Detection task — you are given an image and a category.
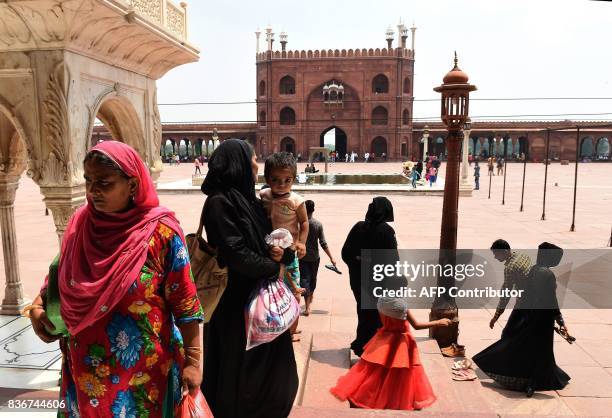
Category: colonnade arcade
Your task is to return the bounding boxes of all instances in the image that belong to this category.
[416,127,612,162]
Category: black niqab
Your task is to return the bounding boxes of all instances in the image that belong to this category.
[365,196,394,225]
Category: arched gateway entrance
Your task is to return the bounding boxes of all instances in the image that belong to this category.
[320,126,347,159]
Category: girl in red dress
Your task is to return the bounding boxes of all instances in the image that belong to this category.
[331,296,451,410]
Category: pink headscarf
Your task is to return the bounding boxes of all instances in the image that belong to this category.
[57,141,183,335]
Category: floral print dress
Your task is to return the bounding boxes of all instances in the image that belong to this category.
[57,223,203,418]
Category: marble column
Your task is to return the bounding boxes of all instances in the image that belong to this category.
[459,128,472,196]
[0,177,29,314]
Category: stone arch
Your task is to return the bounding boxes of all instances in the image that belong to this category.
[280,136,296,154]
[259,80,266,96]
[371,136,387,155]
[279,75,295,95]
[372,74,389,94]
[402,109,410,125]
[89,93,146,157]
[372,106,388,125]
[518,136,529,158]
[403,76,411,94]
[280,106,296,125]
[435,136,446,156]
[596,137,610,159]
[580,137,594,158]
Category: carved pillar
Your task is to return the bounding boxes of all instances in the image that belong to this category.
[40,186,86,245]
[0,177,29,314]
[459,128,472,196]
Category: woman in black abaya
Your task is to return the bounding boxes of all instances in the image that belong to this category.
[342,197,399,357]
[201,139,298,418]
[473,242,570,397]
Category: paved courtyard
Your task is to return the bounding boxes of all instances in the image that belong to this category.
[0,161,611,416]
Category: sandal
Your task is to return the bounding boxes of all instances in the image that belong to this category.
[452,369,477,381]
[451,358,473,371]
[292,336,301,342]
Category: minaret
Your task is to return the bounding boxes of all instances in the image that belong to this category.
[255,28,261,53]
[399,24,408,48]
[280,31,288,51]
[385,26,394,49]
[266,26,273,51]
[410,23,417,53]
[397,19,404,48]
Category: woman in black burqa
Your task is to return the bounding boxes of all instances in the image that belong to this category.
[200,139,298,418]
[342,196,399,357]
[473,242,570,397]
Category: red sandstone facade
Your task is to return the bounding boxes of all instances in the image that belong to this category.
[255,47,415,160]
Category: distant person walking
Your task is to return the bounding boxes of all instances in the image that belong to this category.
[488,156,494,176]
[411,165,420,188]
[474,161,481,190]
[194,156,202,175]
[300,200,337,316]
[428,166,437,187]
[497,157,504,175]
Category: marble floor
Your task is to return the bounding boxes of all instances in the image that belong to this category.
[0,316,59,415]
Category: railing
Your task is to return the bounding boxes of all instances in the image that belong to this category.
[128,0,188,40]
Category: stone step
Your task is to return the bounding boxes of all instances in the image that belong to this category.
[298,331,501,415]
[300,332,352,409]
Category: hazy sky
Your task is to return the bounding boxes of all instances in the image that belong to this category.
[156,0,612,124]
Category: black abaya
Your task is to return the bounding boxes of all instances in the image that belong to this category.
[200,140,298,418]
[341,197,398,357]
[473,246,570,393]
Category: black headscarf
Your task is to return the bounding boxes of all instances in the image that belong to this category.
[365,196,394,225]
[202,139,255,201]
[202,139,269,255]
[536,242,563,268]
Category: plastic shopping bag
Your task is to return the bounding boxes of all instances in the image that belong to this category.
[265,228,294,249]
[245,277,300,350]
[177,389,214,418]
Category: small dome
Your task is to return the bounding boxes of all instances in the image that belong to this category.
[323,84,330,91]
[443,53,469,84]
[329,81,338,89]
[338,84,345,91]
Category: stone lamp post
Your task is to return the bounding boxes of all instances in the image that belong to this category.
[429,53,477,347]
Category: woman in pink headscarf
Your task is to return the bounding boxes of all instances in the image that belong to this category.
[27,141,203,417]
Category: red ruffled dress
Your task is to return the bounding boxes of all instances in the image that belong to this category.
[330,313,436,410]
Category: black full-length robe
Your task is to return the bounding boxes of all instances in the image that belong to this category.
[200,139,298,418]
[341,197,398,357]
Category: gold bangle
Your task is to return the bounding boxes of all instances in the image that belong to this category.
[184,346,202,352]
[21,304,44,318]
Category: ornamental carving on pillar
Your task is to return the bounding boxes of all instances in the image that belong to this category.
[40,61,74,186]
[49,204,79,232]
